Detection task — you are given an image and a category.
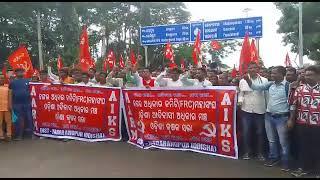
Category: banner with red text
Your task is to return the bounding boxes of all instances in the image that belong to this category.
[122,87,238,159]
[29,83,122,142]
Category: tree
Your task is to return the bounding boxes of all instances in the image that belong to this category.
[275,2,320,64]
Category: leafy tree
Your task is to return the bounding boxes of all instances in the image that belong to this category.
[275,2,320,64]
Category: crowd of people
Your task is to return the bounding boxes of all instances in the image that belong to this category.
[0,60,319,177]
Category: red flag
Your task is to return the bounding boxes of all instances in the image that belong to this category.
[130,49,137,66]
[57,55,63,70]
[180,58,185,70]
[1,65,9,84]
[238,33,251,75]
[103,59,108,72]
[231,65,237,78]
[284,52,292,67]
[78,25,94,72]
[119,54,125,68]
[164,41,174,62]
[33,69,40,77]
[105,50,115,70]
[211,40,221,50]
[250,39,259,64]
[192,30,201,66]
[8,45,34,78]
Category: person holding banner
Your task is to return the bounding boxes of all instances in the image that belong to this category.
[78,72,95,86]
[95,72,113,87]
[131,64,158,88]
[88,68,97,84]
[9,68,33,141]
[0,75,12,142]
[57,67,74,84]
[155,67,183,87]
[238,62,268,161]
[243,66,291,171]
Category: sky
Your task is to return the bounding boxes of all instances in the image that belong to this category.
[184,2,313,68]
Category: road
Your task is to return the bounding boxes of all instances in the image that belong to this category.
[0,138,292,178]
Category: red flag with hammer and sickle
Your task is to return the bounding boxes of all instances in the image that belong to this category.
[8,45,34,78]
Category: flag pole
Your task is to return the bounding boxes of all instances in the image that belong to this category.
[37,11,44,70]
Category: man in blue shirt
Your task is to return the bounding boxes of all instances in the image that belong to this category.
[9,68,33,140]
[243,66,291,171]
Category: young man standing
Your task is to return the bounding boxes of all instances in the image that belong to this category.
[289,65,320,177]
[243,66,291,171]
[0,75,12,141]
[180,67,212,87]
[9,68,33,140]
[238,62,268,161]
[156,67,184,87]
[78,72,95,86]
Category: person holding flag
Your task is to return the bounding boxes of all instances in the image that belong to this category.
[155,67,184,87]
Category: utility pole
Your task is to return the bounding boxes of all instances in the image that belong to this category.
[37,11,44,70]
[298,2,304,67]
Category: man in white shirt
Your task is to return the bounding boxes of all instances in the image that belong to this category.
[88,68,97,84]
[156,67,183,87]
[238,61,268,161]
[181,67,212,87]
[78,72,95,86]
[132,67,158,88]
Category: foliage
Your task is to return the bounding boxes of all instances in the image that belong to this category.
[275,2,320,63]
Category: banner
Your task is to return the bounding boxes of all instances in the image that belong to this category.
[122,87,238,159]
[30,83,122,142]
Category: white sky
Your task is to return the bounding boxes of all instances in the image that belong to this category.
[184,2,313,68]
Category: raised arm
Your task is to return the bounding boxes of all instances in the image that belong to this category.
[47,62,59,81]
[180,72,197,86]
[243,74,272,91]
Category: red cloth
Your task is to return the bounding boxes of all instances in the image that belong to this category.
[79,25,94,72]
[211,40,221,50]
[250,39,259,64]
[142,79,155,87]
[284,52,292,67]
[119,54,125,68]
[192,31,201,66]
[238,33,251,75]
[130,49,137,66]
[8,45,34,78]
[57,55,63,70]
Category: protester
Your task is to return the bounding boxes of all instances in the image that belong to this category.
[95,71,101,84]
[9,68,33,140]
[95,72,113,87]
[156,67,184,87]
[57,67,74,84]
[288,65,320,177]
[39,70,52,83]
[285,67,298,83]
[180,67,212,87]
[88,67,97,84]
[72,68,82,84]
[0,75,12,142]
[132,66,158,88]
[31,71,40,82]
[238,62,268,161]
[78,72,95,86]
[218,72,230,86]
[243,66,290,171]
[207,71,219,86]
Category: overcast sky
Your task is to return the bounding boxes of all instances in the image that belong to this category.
[184,2,312,68]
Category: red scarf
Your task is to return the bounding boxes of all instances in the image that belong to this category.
[142,78,155,87]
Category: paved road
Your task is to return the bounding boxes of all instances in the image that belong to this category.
[0,138,292,178]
